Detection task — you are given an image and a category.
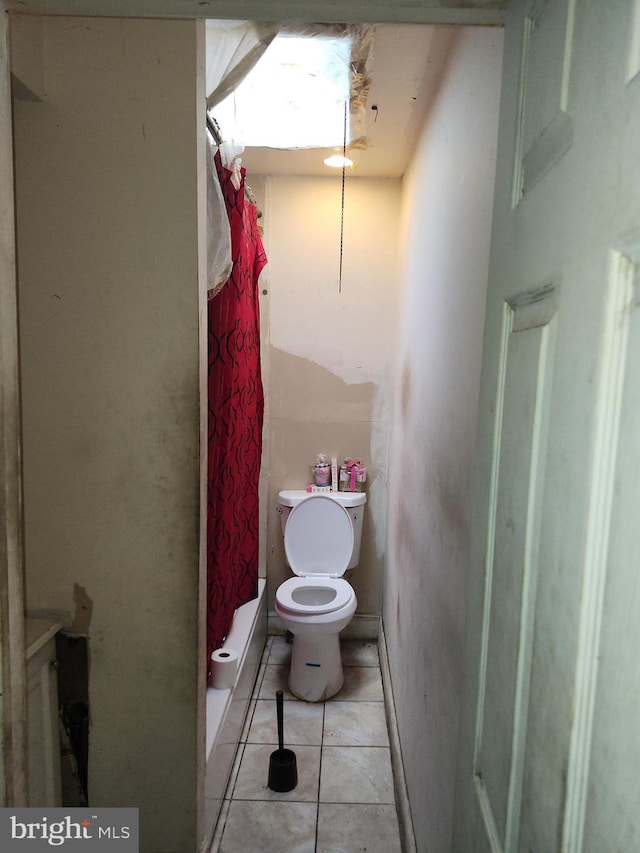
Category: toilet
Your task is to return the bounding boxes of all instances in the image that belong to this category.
[275,489,366,702]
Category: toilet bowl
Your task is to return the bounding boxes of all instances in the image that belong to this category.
[275,490,366,702]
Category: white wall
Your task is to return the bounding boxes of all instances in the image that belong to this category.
[261,175,401,616]
[384,27,503,853]
[12,17,205,852]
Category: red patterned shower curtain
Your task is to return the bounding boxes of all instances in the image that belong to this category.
[207,151,267,682]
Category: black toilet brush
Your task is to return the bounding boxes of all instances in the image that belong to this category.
[267,690,298,792]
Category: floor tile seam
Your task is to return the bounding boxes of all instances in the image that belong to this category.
[252,662,268,696]
[227,796,319,804]
[242,734,391,751]
[327,697,385,702]
[242,743,322,750]
[314,701,326,851]
[321,744,391,751]
[325,704,386,713]
[246,736,323,741]
[321,741,390,747]
[240,699,257,744]
[313,799,320,853]
[317,798,398,806]
[260,636,273,665]
[316,802,399,810]
[209,797,231,852]
[325,697,384,703]
[225,741,246,802]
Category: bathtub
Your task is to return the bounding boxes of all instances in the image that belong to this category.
[202,578,267,850]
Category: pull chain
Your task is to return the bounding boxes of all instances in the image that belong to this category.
[338,101,347,293]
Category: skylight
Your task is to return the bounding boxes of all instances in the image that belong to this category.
[212,33,354,150]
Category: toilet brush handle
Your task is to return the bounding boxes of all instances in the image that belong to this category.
[276,690,284,751]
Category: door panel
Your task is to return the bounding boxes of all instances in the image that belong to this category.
[516,0,576,199]
[455,1,640,851]
[476,288,556,848]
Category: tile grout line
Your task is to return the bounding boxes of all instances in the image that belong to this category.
[226,741,246,803]
[314,699,326,852]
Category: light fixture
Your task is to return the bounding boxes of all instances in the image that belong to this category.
[324,154,354,168]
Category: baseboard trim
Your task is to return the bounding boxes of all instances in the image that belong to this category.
[379,621,417,853]
[267,611,380,640]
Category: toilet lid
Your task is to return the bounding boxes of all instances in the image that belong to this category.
[284,495,354,578]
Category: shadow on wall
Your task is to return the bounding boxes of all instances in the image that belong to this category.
[265,347,384,615]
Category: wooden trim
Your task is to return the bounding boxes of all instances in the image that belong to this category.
[474,774,504,853]
[503,299,556,852]
[379,620,418,853]
[4,1,506,26]
[0,6,28,807]
[474,285,558,851]
[561,251,633,851]
[195,16,207,850]
[472,300,512,776]
[627,0,640,83]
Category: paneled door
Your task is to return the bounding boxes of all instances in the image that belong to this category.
[454,1,640,851]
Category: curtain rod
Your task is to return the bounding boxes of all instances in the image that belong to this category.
[206,112,223,146]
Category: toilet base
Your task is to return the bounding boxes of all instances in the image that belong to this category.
[288,633,344,702]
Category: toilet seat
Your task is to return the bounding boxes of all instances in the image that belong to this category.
[276,576,354,615]
[284,495,354,578]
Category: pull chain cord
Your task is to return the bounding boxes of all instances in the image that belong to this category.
[338,100,347,293]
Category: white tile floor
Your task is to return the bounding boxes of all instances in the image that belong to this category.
[210,636,403,853]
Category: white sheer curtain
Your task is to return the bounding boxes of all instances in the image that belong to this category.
[206,20,279,110]
[205,20,278,298]
[205,21,373,295]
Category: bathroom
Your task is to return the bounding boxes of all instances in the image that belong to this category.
[7,9,503,853]
[214,21,502,850]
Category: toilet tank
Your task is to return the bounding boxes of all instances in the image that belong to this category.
[278,490,366,570]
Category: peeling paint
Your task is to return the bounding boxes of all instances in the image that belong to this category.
[266,346,385,614]
[268,346,377,423]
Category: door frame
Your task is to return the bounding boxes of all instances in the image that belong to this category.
[0,0,505,813]
[0,8,27,806]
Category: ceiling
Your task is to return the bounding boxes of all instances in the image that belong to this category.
[240,24,467,180]
[7,2,505,179]
[7,1,506,26]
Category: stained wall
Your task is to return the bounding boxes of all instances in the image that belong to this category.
[384,26,504,853]
[12,17,205,852]
[259,175,402,616]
